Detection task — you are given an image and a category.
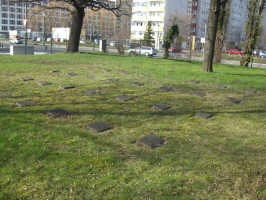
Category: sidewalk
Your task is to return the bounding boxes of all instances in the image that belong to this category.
[192,56,266,69]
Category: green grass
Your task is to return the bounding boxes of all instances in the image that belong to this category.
[0,53,265,200]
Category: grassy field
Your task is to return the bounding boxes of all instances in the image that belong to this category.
[0,53,265,200]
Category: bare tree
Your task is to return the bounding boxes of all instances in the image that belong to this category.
[113,0,132,54]
[202,0,222,72]
[165,13,190,40]
[163,25,179,59]
[14,0,129,53]
[164,13,190,59]
[27,1,70,35]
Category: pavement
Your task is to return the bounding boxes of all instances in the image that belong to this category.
[191,56,266,69]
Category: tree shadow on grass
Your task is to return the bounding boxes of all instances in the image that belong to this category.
[1,104,266,118]
[80,51,133,59]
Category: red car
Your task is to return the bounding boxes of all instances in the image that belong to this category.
[168,47,182,53]
[226,49,244,55]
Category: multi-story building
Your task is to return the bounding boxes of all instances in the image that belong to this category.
[131,0,188,49]
[226,0,248,44]
[131,0,163,49]
[0,0,26,37]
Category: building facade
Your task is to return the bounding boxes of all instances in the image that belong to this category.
[131,0,167,49]
[0,0,26,37]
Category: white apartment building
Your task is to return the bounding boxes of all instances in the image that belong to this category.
[131,0,185,49]
[131,0,164,49]
[0,0,26,37]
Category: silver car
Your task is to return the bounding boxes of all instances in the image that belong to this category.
[128,46,157,56]
[259,50,266,58]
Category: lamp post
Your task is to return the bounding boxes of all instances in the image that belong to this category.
[24,1,28,54]
[157,23,160,50]
[42,12,46,47]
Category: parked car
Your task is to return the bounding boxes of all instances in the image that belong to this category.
[128,46,157,56]
[10,38,23,44]
[259,50,266,58]
[225,49,244,55]
[168,47,182,53]
[253,49,260,56]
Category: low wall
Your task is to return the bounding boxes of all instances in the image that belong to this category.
[10,45,34,55]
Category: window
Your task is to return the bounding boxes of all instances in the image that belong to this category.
[2,13,7,18]
[2,26,8,30]
[10,20,15,25]
[2,19,7,24]
[1,0,8,5]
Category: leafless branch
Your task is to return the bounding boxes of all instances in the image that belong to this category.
[10,0,129,17]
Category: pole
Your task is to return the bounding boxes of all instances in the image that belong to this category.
[188,11,192,62]
[93,25,95,51]
[203,23,207,57]
[42,13,45,47]
[50,32,53,54]
[24,2,28,55]
[157,24,160,50]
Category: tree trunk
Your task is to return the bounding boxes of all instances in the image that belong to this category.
[213,33,223,63]
[241,0,265,66]
[164,41,170,58]
[115,16,125,55]
[203,0,221,72]
[67,6,85,53]
[213,0,231,64]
